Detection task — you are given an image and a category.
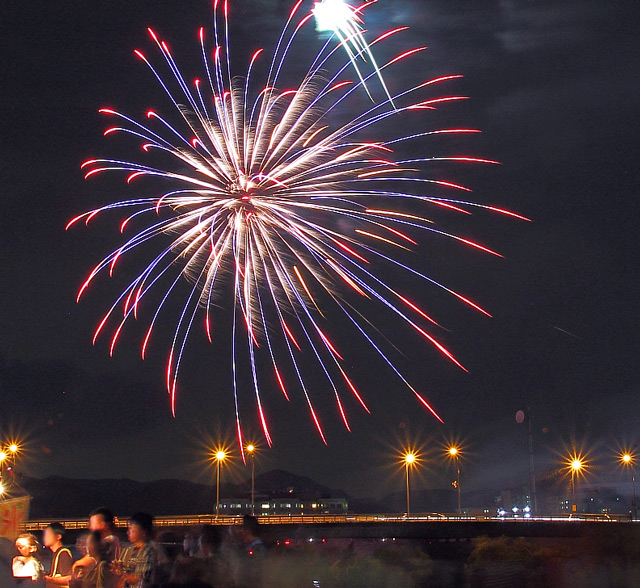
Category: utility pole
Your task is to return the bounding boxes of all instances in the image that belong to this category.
[527,408,538,513]
[516,408,538,513]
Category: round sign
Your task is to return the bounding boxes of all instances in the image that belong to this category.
[515,410,526,424]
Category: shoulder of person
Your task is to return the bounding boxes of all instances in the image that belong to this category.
[58,548,73,563]
[120,545,137,560]
[141,543,157,559]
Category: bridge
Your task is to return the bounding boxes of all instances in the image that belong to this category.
[25,513,640,542]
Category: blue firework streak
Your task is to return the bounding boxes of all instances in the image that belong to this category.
[68,0,528,456]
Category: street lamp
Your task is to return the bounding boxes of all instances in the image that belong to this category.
[620,451,637,519]
[447,446,462,515]
[246,444,256,515]
[214,450,226,518]
[561,449,589,514]
[0,453,5,493]
[570,458,582,513]
[404,453,416,516]
[0,441,21,486]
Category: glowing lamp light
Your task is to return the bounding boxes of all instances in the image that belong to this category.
[215,451,226,461]
[622,453,633,464]
[246,444,255,454]
[404,453,416,465]
[563,450,589,478]
[0,452,6,462]
[448,447,459,457]
[8,444,18,453]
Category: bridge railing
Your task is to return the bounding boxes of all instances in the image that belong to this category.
[23,512,633,531]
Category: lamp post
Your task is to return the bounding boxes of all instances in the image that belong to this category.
[621,452,637,519]
[448,447,462,515]
[8,444,18,478]
[246,444,256,515]
[214,450,226,518]
[570,459,582,513]
[0,442,20,490]
[404,453,416,516]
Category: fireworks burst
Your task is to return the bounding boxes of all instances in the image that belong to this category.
[69,0,528,454]
[311,0,394,104]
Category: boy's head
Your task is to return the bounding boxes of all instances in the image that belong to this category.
[43,523,66,549]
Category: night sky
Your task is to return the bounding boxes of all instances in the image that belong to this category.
[2,0,638,500]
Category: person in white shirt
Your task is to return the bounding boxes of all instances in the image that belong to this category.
[12,534,44,586]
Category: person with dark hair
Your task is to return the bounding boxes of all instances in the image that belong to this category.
[112,513,157,588]
[237,516,265,588]
[241,516,265,557]
[89,509,120,562]
[74,509,120,573]
[69,532,115,588]
[198,526,231,588]
[43,523,72,588]
[198,526,222,557]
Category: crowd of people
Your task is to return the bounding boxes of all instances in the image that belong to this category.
[2,508,267,588]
